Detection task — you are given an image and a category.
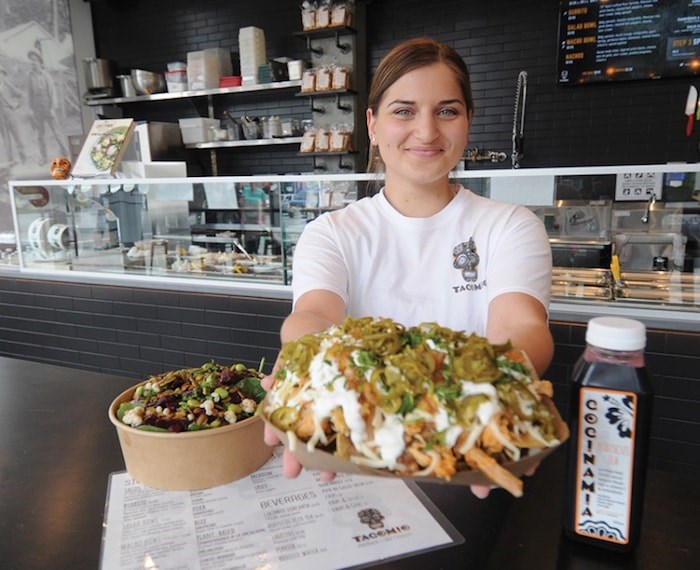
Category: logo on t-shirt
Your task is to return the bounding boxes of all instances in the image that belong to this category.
[452,237,479,282]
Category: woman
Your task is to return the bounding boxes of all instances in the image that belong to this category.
[264,38,554,494]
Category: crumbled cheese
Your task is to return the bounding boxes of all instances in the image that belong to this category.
[224,410,238,424]
[123,406,145,427]
[241,398,256,414]
[200,400,215,416]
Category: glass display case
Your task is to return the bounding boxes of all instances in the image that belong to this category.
[8,165,700,313]
[9,175,362,287]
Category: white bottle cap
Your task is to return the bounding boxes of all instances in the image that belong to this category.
[586,316,646,351]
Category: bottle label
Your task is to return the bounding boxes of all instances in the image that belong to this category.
[573,387,637,545]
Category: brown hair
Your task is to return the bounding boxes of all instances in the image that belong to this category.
[366,38,474,173]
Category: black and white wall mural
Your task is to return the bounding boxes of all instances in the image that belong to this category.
[0,0,83,246]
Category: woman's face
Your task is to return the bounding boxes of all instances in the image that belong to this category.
[367,62,470,187]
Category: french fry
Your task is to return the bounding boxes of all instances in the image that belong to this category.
[465,447,523,498]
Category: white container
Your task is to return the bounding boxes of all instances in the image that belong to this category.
[239,26,266,85]
[287,60,304,81]
[187,48,232,90]
[165,70,187,93]
[167,61,187,72]
[178,117,219,144]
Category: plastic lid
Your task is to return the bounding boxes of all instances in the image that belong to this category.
[586,316,646,351]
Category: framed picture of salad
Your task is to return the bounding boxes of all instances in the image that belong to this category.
[72,118,135,178]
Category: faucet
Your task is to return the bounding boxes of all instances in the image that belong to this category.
[511,71,527,168]
[641,192,657,224]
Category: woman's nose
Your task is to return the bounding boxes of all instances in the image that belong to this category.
[414,113,439,141]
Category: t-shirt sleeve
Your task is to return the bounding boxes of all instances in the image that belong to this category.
[290,214,349,308]
[486,206,552,312]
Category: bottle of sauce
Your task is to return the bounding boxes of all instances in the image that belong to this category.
[562,316,653,552]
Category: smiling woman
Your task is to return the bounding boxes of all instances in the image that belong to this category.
[263,38,555,497]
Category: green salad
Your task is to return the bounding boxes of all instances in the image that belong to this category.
[117,361,266,432]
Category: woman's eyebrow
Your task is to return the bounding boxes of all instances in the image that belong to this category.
[386,98,466,107]
[386,99,415,106]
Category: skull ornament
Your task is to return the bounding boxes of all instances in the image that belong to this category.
[50,157,72,180]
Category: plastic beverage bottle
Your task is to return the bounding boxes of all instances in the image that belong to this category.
[562,316,653,552]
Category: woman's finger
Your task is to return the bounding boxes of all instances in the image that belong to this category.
[282,449,303,478]
[263,423,280,446]
[470,484,493,499]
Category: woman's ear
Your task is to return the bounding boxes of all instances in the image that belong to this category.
[366,108,376,143]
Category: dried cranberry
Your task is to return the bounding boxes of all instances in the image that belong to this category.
[167,376,186,389]
[153,394,178,410]
[168,420,188,433]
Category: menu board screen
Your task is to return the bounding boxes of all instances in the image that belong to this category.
[557,0,700,84]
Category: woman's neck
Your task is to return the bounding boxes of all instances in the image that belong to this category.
[383,178,458,218]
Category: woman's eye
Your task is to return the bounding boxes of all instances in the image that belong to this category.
[438,108,459,117]
[393,108,413,117]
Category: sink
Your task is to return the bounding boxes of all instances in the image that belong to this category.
[613,232,687,271]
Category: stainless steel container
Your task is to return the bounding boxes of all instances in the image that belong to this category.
[116,74,137,97]
[83,57,113,91]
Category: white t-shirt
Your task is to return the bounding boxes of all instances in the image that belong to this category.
[291,185,552,335]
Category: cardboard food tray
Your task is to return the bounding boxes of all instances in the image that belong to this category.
[262,396,569,488]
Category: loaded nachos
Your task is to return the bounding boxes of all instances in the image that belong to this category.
[262,317,567,497]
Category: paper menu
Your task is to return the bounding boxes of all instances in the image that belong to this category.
[100,448,462,569]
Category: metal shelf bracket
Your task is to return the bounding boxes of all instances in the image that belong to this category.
[336,95,352,112]
[306,36,324,56]
[334,32,351,53]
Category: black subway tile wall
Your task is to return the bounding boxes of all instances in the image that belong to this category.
[0,276,286,379]
[0,275,698,476]
[89,0,700,169]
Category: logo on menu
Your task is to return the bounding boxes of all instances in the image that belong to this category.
[357,508,384,530]
[351,508,411,543]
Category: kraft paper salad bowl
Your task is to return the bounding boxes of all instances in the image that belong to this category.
[108,363,273,491]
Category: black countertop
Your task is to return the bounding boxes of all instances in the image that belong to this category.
[0,356,697,569]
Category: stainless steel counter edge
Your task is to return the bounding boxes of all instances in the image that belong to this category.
[550,300,700,332]
[0,265,294,300]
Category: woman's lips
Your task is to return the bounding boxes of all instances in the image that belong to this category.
[406,146,443,156]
